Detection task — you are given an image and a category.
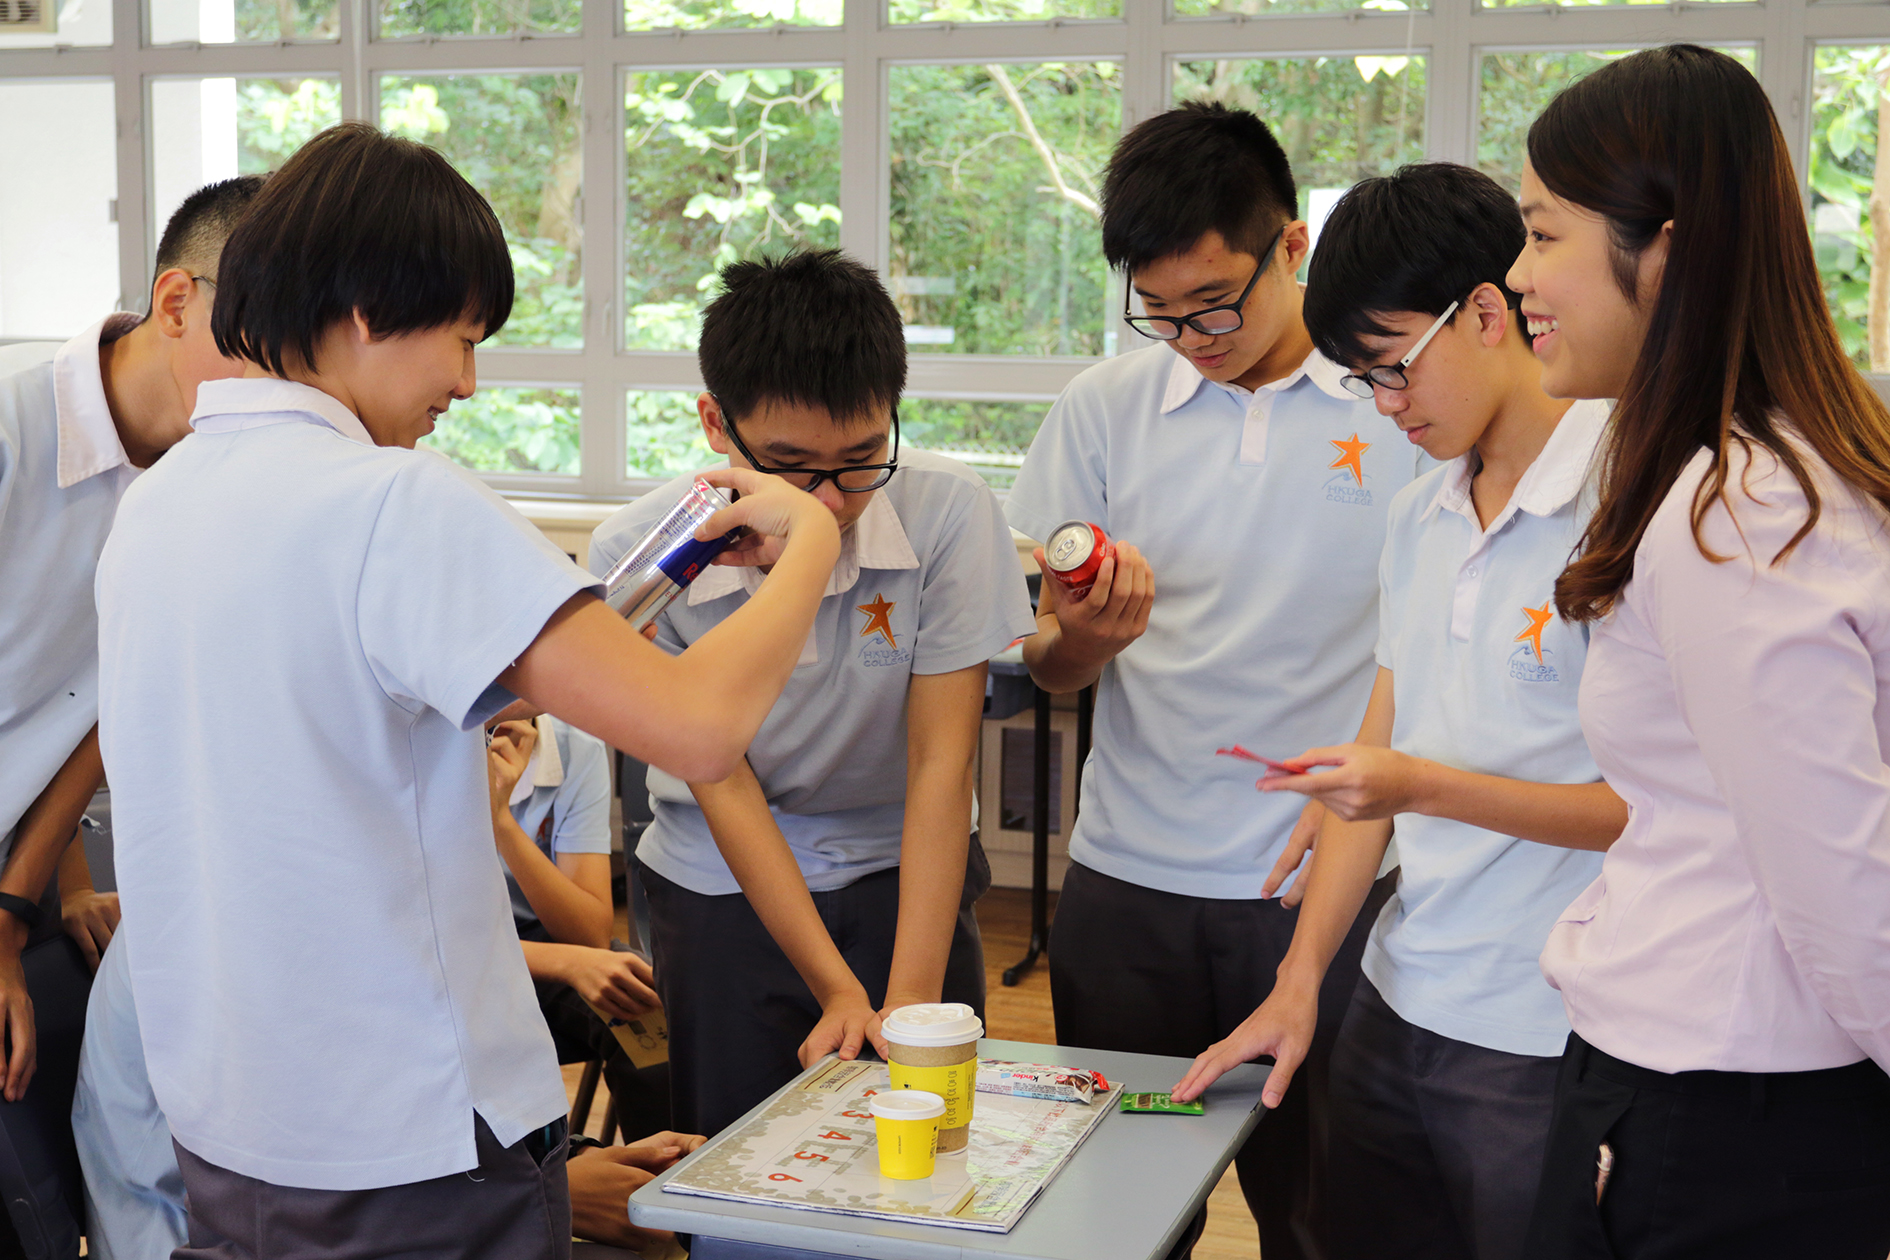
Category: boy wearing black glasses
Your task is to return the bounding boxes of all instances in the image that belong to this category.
[590,250,1035,1138]
[1004,103,1424,1259]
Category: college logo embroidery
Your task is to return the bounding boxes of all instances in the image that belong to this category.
[1510,600,1560,683]
[1324,433,1374,506]
[855,592,910,667]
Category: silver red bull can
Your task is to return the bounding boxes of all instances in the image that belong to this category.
[1044,520,1114,604]
[601,477,742,632]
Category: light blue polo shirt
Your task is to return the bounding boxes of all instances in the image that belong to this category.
[1005,342,1426,898]
[0,317,137,858]
[1362,399,1611,1058]
[505,715,613,940]
[96,377,600,1190]
[590,447,1036,897]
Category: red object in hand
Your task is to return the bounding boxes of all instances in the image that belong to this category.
[1044,520,1115,604]
[1216,746,1306,778]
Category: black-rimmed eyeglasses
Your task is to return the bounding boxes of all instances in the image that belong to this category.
[1338,300,1460,399]
[718,399,900,494]
[1122,228,1285,342]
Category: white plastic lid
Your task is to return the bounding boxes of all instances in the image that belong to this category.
[881,1003,984,1047]
[871,1090,946,1121]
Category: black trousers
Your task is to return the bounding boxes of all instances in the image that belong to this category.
[534,973,672,1144]
[1524,1033,1890,1260]
[1047,861,1394,1260]
[638,839,989,1139]
[171,1116,570,1260]
[1327,978,1561,1260]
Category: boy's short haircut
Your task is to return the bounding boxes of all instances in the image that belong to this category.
[697,250,906,428]
[1100,102,1297,275]
[211,122,513,377]
[1303,162,1526,370]
[153,175,266,287]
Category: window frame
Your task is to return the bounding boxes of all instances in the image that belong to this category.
[4,0,1889,498]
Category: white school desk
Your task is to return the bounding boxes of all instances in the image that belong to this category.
[627,1038,1270,1260]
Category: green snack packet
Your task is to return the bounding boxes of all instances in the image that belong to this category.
[1119,1091,1205,1115]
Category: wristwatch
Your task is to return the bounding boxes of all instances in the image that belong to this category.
[0,894,41,932]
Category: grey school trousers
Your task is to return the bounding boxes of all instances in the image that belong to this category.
[1326,978,1562,1260]
[169,1115,571,1260]
[1046,861,1394,1260]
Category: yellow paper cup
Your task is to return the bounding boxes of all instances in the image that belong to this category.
[884,1003,983,1154]
[870,1089,945,1180]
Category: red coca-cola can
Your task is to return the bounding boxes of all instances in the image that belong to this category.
[1044,520,1115,604]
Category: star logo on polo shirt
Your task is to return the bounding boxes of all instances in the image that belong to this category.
[857,593,898,648]
[1328,433,1370,485]
[1515,600,1555,663]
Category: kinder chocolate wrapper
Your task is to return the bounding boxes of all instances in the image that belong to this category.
[975,1061,1110,1105]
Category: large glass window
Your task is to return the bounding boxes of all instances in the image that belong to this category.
[891,0,1118,23]
[1476,47,1758,194]
[623,67,842,352]
[1175,53,1426,246]
[425,385,582,475]
[150,77,340,236]
[626,389,714,479]
[382,73,584,349]
[1811,46,1889,371]
[0,80,118,337]
[904,398,1045,489]
[889,62,1120,357]
[379,0,577,38]
[150,0,338,44]
[624,0,837,31]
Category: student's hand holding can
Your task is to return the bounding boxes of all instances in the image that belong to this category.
[695,466,840,567]
[1171,978,1320,1111]
[1033,541,1155,667]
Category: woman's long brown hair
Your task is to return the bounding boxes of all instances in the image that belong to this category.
[1536,45,1890,622]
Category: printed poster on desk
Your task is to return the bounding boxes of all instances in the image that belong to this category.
[661,1056,1121,1232]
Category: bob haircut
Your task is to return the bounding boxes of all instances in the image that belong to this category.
[212,122,513,376]
[1532,45,1890,622]
[1304,163,1525,369]
[697,250,906,428]
[1100,101,1297,275]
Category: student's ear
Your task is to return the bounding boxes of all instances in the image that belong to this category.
[351,308,377,345]
[1277,220,1313,276]
[148,269,196,340]
[698,391,733,457]
[1635,222,1674,307]
[1470,282,1511,350]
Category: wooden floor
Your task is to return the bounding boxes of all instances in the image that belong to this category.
[569,886,1264,1259]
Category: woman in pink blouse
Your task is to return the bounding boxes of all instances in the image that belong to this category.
[1509,44,1890,1260]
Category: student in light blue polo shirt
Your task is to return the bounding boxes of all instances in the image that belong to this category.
[1173,164,1627,1260]
[591,251,1035,1140]
[94,124,839,1258]
[1005,102,1425,1260]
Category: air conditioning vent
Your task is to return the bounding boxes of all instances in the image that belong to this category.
[0,0,56,31]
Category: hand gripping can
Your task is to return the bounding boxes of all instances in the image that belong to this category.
[601,477,742,632]
[1044,520,1114,604]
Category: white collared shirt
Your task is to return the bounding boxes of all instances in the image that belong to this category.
[1547,431,1890,1075]
[0,314,138,851]
[1364,400,1610,1057]
[1005,341,1428,898]
[96,376,600,1189]
[589,448,1035,896]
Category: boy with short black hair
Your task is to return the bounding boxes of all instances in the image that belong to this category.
[95,123,838,1257]
[591,249,1034,1139]
[0,173,263,1100]
[1005,102,1426,1259]
[1174,162,1623,1260]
